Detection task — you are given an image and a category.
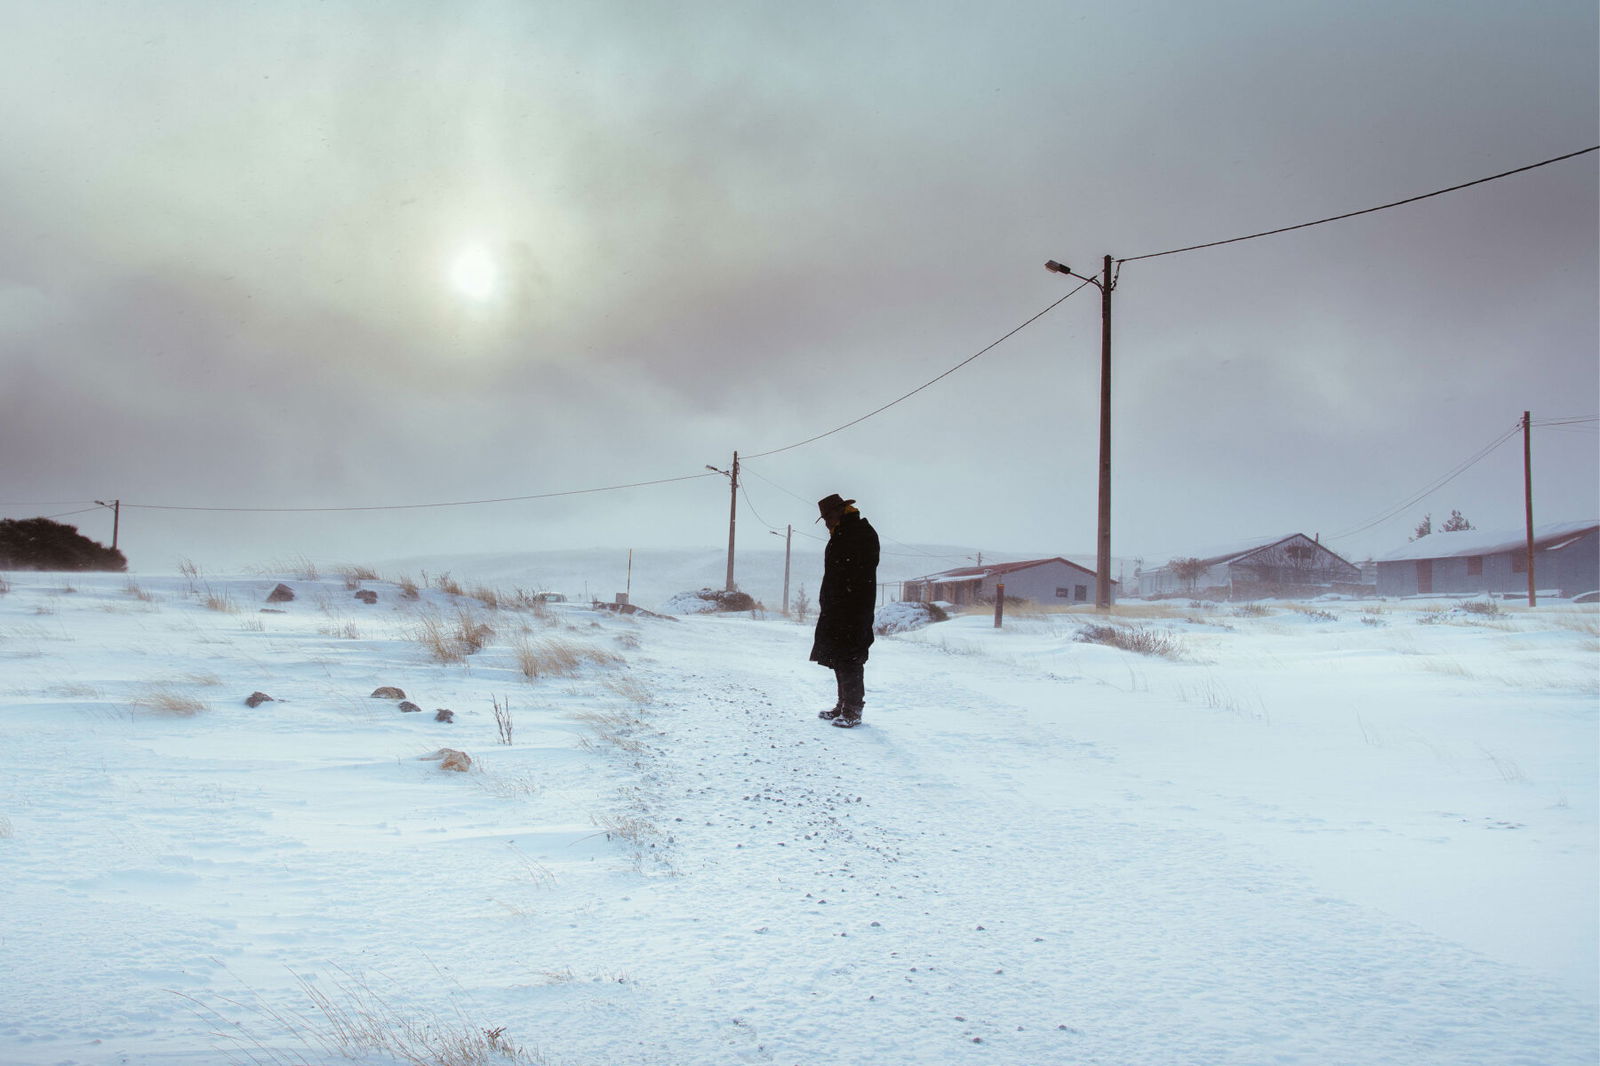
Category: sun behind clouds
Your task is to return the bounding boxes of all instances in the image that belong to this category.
[447,243,500,304]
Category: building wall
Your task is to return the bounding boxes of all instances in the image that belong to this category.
[983,561,1106,604]
[1549,530,1600,595]
[1143,537,1359,600]
[1375,530,1599,597]
[1137,563,1228,598]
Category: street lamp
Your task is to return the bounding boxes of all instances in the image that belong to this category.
[94,499,120,552]
[1046,255,1115,609]
[706,453,739,592]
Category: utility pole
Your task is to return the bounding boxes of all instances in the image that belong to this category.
[95,499,120,552]
[1046,254,1116,609]
[707,452,739,592]
[1095,254,1113,610]
[1523,411,1536,607]
[726,452,739,592]
[775,524,792,615]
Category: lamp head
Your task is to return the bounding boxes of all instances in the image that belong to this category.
[1044,260,1070,275]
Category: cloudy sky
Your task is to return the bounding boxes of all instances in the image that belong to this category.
[2,0,1595,575]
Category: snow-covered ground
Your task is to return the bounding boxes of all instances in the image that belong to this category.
[0,565,1595,1065]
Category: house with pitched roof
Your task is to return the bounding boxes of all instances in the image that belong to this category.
[901,557,1115,606]
[1137,534,1363,600]
[1373,520,1598,599]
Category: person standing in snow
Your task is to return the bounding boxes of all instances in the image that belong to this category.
[811,493,880,728]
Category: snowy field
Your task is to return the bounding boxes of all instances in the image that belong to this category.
[0,564,1595,1065]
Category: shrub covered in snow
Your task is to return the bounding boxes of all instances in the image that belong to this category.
[1075,622,1184,659]
[874,600,949,635]
[661,587,760,614]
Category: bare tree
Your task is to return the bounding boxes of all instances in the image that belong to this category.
[792,586,811,625]
[1168,557,1208,593]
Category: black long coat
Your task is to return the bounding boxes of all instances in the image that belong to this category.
[809,511,880,668]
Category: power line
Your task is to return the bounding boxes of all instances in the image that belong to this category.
[740,466,814,508]
[739,468,983,561]
[1121,145,1599,264]
[74,277,1101,517]
[737,483,780,532]
[1329,422,1523,540]
[120,471,721,514]
[1531,415,1599,427]
[743,278,1097,460]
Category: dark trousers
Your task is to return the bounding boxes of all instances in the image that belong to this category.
[833,662,865,714]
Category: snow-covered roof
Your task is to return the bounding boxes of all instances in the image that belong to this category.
[1145,534,1348,573]
[1374,521,1599,563]
[909,556,1103,584]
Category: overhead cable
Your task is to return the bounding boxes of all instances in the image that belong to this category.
[120,471,721,514]
[742,278,1097,460]
[1121,145,1599,265]
[1329,422,1522,540]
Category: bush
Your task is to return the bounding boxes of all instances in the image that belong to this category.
[1075,623,1184,659]
[0,518,126,571]
[875,601,949,635]
[661,588,760,614]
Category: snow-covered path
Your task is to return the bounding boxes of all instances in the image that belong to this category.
[573,613,1595,1065]
[0,572,1594,1065]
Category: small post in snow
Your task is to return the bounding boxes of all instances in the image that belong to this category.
[994,583,1005,629]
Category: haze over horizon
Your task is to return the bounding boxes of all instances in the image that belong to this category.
[2,1,1595,575]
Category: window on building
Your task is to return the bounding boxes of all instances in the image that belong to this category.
[1511,552,1526,574]
[1075,585,1088,602]
[1466,556,1483,576]
[1055,587,1070,598]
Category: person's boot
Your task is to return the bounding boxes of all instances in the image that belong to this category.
[831,706,863,728]
[818,703,845,720]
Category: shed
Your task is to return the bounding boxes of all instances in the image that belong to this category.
[1137,534,1363,600]
[1373,520,1599,599]
[902,557,1114,606]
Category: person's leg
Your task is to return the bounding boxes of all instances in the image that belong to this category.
[819,669,846,719]
[835,661,865,724]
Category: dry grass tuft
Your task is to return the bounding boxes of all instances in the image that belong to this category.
[411,607,495,664]
[493,696,514,745]
[1075,623,1185,659]
[592,811,657,845]
[337,565,380,589]
[424,570,464,597]
[203,588,238,614]
[602,673,652,705]
[261,554,321,581]
[179,967,545,1065]
[513,635,621,679]
[134,687,211,716]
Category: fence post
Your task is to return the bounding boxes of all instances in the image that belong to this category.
[994,583,1005,628]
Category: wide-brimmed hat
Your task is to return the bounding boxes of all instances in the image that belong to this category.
[816,493,855,521]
